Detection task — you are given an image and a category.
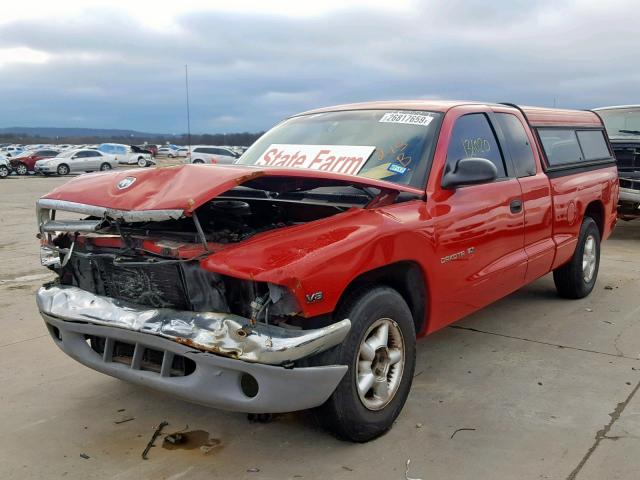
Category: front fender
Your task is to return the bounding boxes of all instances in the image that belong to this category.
[200,202,434,317]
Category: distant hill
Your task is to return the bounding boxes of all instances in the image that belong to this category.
[0,126,264,147]
[0,126,165,138]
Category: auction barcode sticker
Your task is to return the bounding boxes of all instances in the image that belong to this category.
[379,111,434,126]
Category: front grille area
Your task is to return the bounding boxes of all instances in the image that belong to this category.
[99,259,188,309]
[62,254,230,312]
[87,335,196,377]
[612,145,640,170]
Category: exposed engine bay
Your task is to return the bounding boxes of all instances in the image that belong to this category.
[41,187,362,323]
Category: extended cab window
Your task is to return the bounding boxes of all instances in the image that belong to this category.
[495,113,537,177]
[576,130,611,161]
[446,113,506,178]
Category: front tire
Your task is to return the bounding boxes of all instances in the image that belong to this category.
[137,157,147,167]
[15,163,28,175]
[192,159,204,164]
[57,164,70,175]
[99,162,112,171]
[311,286,416,442]
[553,217,601,299]
[0,165,8,178]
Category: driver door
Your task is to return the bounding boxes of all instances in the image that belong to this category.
[429,112,527,329]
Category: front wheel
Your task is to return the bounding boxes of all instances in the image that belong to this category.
[99,162,112,171]
[57,164,70,175]
[137,157,147,167]
[15,163,28,175]
[553,217,601,299]
[311,286,416,442]
[0,165,8,178]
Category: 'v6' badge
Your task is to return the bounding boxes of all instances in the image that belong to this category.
[305,291,324,303]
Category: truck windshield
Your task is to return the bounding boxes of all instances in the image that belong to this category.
[598,108,640,139]
[238,110,442,188]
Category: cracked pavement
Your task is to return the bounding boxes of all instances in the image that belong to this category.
[1,174,639,479]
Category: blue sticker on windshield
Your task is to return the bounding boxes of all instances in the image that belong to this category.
[387,163,408,175]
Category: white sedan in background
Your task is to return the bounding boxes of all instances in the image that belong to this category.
[187,145,239,164]
[34,149,118,176]
[157,145,180,157]
[0,156,9,178]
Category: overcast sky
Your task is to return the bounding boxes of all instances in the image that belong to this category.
[0,0,638,133]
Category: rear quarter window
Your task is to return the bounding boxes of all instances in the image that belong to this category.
[495,113,537,177]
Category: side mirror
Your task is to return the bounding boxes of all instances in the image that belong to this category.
[441,157,498,190]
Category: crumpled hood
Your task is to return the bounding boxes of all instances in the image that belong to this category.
[40,164,423,214]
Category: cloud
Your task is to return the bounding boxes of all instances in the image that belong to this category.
[0,0,638,133]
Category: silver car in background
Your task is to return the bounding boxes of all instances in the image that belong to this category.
[34,149,118,176]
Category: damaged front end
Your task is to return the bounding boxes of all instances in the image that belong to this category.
[34,168,403,411]
[36,192,353,364]
[35,165,421,411]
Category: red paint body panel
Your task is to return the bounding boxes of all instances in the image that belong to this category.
[40,101,620,339]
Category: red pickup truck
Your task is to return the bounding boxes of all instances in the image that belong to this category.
[36,101,618,441]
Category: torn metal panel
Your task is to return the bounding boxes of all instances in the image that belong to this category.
[37,198,184,225]
[37,285,351,365]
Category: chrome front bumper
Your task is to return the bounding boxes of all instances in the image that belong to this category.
[37,285,351,365]
[619,187,640,204]
[37,285,351,413]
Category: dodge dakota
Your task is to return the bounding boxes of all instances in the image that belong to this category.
[36,101,619,441]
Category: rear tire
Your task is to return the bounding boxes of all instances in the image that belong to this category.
[0,165,8,178]
[193,159,204,164]
[16,163,28,175]
[553,217,600,299]
[310,286,416,442]
[99,162,112,171]
[57,164,70,175]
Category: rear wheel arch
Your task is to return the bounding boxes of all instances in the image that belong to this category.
[583,200,605,239]
[335,261,429,335]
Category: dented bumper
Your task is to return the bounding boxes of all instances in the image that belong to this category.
[37,285,350,413]
[37,285,350,365]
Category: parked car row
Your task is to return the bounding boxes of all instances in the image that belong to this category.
[0,142,250,180]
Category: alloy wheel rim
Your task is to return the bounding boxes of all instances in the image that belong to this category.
[582,234,597,282]
[356,318,405,411]
[0,167,7,177]
[17,164,27,174]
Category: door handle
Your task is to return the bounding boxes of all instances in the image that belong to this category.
[510,199,523,214]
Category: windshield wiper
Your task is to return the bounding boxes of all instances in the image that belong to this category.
[619,129,640,135]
